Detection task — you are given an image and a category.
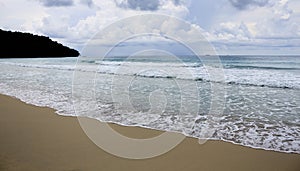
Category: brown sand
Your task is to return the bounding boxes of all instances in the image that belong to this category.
[0,94,299,171]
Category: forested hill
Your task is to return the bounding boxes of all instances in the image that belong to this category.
[0,29,79,58]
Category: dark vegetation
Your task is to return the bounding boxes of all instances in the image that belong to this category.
[0,29,79,58]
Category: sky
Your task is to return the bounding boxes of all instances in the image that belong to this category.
[1,0,300,55]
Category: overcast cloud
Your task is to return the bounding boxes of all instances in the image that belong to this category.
[115,0,160,11]
[39,0,74,7]
[0,0,299,55]
[229,0,270,10]
[80,0,94,8]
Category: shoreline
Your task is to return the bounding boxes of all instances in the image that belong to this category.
[1,94,300,170]
[4,93,299,155]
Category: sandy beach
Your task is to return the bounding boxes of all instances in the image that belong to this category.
[0,94,299,171]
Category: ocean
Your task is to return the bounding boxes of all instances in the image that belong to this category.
[0,55,299,153]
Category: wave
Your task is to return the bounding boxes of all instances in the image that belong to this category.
[226,65,300,70]
[225,81,293,89]
[1,61,299,90]
[1,86,299,154]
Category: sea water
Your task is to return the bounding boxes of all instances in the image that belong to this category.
[0,55,299,153]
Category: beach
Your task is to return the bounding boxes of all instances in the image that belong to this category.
[1,94,299,171]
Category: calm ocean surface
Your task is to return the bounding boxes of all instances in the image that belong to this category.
[0,55,299,153]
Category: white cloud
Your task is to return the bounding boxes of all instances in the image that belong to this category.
[0,0,299,54]
[33,0,190,49]
[200,0,300,54]
[0,0,47,33]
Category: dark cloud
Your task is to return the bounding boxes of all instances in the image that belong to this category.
[80,0,94,8]
[115,0,160,11]
[229,0,269,10]
[172,0,184,6]
[39,0,74,7]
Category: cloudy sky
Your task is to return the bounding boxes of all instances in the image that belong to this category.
[1,0,300,55]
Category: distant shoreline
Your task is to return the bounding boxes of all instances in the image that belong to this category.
[0,29,79,58]
[0,56,78,59]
